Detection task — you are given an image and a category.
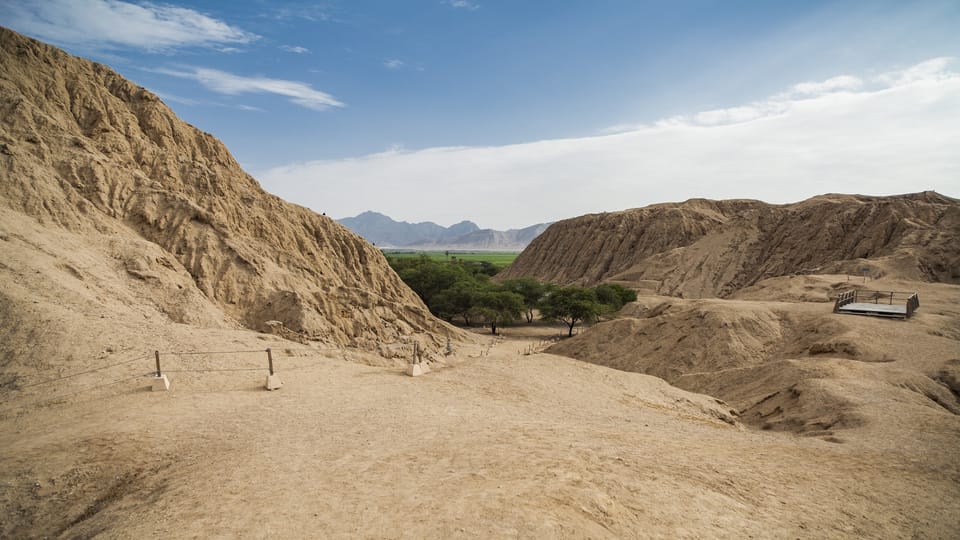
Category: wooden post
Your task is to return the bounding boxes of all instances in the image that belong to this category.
[152,350,170,390]
[264,348,282,389]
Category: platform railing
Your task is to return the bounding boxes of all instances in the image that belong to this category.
[833,289,920,318]
[906,293,920,318]
[833,290,857,312]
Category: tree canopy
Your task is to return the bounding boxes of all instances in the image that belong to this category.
[469,289,525,334]
[539,286,603,337]
[593,283,638,316]
[499,277,547,323]
[386,255,636,336]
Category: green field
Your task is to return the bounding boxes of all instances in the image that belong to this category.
[382,250,519,267]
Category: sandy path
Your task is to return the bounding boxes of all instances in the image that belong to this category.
[2,333,958,538]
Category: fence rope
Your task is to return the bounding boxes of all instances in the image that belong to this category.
[157,346,342,356]
[159,349,268,356]
[1,372,153,413]
[2,343,419,410]
[17,354,149,389]
[162,367,267,373]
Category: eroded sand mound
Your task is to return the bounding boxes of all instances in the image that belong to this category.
[0,27,466,374]
[550,275,960,438]
[498,193,960,297]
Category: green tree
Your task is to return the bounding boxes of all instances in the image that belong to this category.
[387,253,518,325]
[390,255,473,305]
[499,277,546,323]
[593,283,638,317]
[470,289,525,334]
[539,286,601,337]
[430,279,483,325]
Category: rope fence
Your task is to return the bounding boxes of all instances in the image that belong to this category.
[0,346,340,416]
[159,349,271,356]
[149,347,338,377]
[1,340,460,414]
[517,331,577,356]
[15,354,150,389]
[0,372,154,417]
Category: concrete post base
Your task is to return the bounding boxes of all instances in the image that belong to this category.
[406,363,424,377]
[152,374,170,391]
[265,373,283,390]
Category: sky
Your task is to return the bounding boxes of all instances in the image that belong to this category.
[2,0,959,229]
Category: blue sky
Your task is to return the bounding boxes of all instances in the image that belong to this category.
[3,1,959,228]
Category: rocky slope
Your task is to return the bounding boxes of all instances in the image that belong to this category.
[0,27,464,368]
[498,193,960,297]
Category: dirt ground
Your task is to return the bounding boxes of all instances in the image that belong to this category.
[2,305,959,538]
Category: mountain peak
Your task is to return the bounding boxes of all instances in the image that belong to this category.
[338,211,545,250]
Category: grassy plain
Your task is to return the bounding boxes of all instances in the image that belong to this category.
[381,250,518,267]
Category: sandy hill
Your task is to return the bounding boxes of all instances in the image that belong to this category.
[548,272,960,440]
[543,274,960,534]
[497,193,960,297]
[0,26,467,376]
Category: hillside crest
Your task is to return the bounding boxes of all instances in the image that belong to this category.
[0,26,464,361]
[498,192,960,297]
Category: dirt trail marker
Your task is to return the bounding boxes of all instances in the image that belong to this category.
[265,348,283,390]
[152,350,170,391]
[406,341,430,376]
[406,363,425,377]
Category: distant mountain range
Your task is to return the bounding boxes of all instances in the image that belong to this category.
[338,211,550,251]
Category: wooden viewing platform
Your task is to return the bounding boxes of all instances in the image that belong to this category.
[833,289,920,319]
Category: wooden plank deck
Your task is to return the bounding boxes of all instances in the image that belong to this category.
[837,302,908,318]
[833,289,919,319]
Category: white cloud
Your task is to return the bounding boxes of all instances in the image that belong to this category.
[384,58,405,70]
[258,59,960,230]
[690,103,786,127]
[3,0,257,51]
[264,5,331,22]
[788,75,863,96]
[446,0,479,10]
[876,57,954,86]
[281,45,310,54]
[152,67,344,111]
[153,91,200,106]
